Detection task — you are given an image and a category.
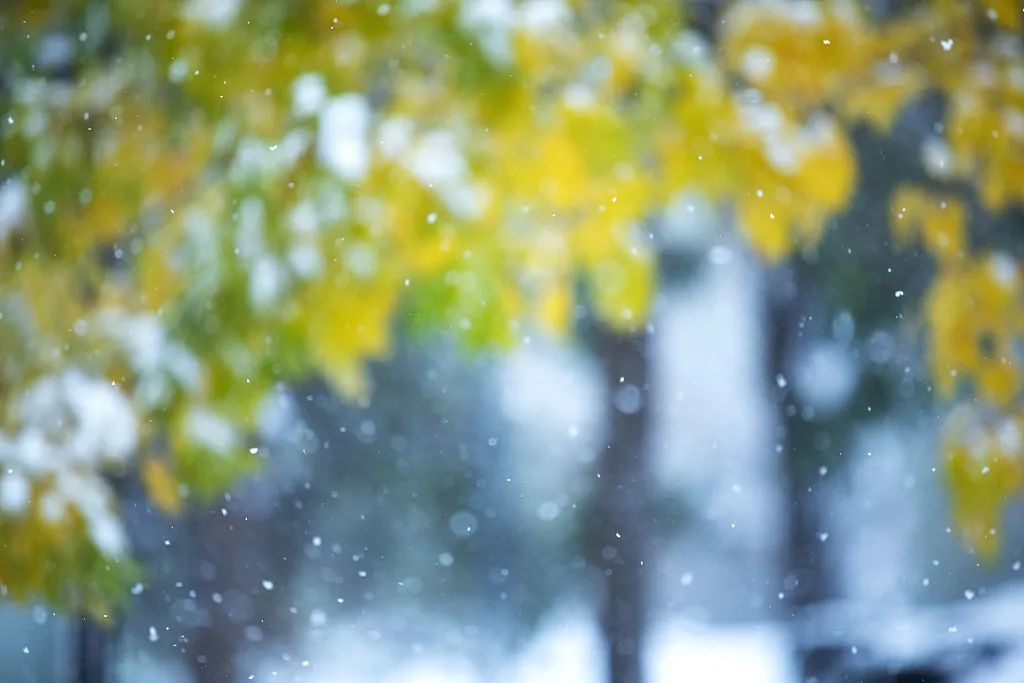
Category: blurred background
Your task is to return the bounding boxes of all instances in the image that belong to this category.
[2,1,1024,682]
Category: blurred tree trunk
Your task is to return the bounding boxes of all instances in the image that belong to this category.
[588,323,651,683]
[74,616,113,683]
[191,618,237,683]
[76,477,129,683]
[765,261,836,679]
[189,508,240,683]
[187,430,316,683]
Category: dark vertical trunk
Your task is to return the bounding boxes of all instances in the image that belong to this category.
[588,323,651,683]
[765,262,836,678]
[191,603,238,683]
[189,509,240,683]
[75,616,113,683]
[191,622,237,683]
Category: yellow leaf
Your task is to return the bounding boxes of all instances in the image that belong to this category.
[890,186,966,265]
[721,0,874,107]
[737,197,791,262]
[926,255,1023,403]
[943,407,1024,559]
[795,122,856,210]
[141,458,182,516]
[586,247,654,333]
[537,280,572,336]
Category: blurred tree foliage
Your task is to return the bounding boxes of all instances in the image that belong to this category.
[0,0,1022,614]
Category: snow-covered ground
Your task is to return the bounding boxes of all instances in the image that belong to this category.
[253,608,794,683]
[229,582,1024,683]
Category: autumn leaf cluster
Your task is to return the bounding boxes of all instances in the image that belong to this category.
[0,0,1022,609]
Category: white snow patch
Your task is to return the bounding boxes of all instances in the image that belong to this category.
[520,0,570,34]
[458,0,515,63]
[183,406,240,455]
[17,369,138,465]
[318,94,372,182]
[183,0,241,28]
[0,178,29,241]
[739,46,777,81]
[0,471,30,514]
[102,312,203,407]
[292,73,328,118]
